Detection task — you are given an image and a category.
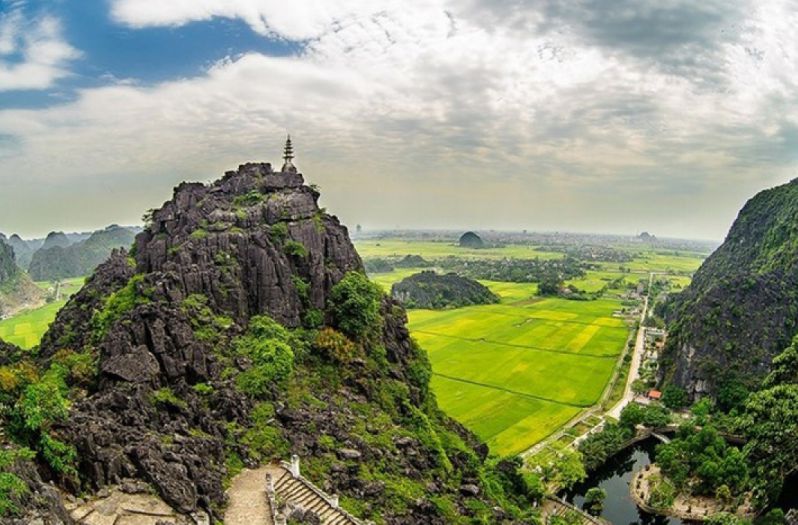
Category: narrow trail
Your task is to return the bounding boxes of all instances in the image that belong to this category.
[224,466,279,525]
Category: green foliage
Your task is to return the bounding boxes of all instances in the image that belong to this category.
[241,401,288,461]
[763,334,798,388]
[192,382,214,396]
[706,512,752,525]
[51,348,97,388]
[619,402,671,429]
[740,383,798,505]
[302,308,324,329]
[583,487,606,515]
[233,190,263,207]
[548,509,583,525]
[284,240,307,258]
[0,448,34,517]
[269,222,289,242]
[292,275,310,305]
[190,228,209,240]
[150,387,187,410]
[328,271,383,339]
[12,365,69,435]
[537,276,563,296]
[181,293,233,344]
[0,472,28,517]
[655,426,748,496]
[578,421,634,471]
[661,385,689,409]
[314,328,358,364]
[39,433,77,477]
[527,442,586,490]
[647,472,676,509]
[91,274,150,339]
[233,315,294,396]
[521,471,545,503]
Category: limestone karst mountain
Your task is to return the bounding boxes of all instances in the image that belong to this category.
[28,225,138,281]
[0,161,536,524]
[391,270,499,309]
[661,177,798,398]
[0,237,43,317]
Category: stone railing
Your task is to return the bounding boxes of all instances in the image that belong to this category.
[544,496,610,525]
[278,455,372,525]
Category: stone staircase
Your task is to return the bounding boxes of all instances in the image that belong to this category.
[266,455,366,525]
[272,469,355,525]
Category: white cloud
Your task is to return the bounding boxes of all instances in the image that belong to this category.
[110,0,398,41]
[0,9,80,92]
[1,0,798,238]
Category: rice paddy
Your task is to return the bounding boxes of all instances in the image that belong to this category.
[360,240,705,456]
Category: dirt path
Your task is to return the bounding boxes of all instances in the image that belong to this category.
[224,466,280,525]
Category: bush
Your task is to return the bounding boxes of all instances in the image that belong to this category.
[0,448,34,517]
[583,487,606,515]
[328,272,383,338]
[150,387,187,410]
[39,433,77,477]
[270,222,289,242]
[284,240,307,258]
[233,316,294,396]
[314,328,357,364]
[91,274,150,339]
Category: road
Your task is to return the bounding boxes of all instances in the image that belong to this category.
[607,272,653,419]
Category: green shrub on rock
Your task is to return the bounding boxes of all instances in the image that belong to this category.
[328,271,383,339]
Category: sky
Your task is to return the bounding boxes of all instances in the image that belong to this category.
[1,0,797,240]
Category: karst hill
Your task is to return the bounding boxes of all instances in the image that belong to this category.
[0,157,537,524]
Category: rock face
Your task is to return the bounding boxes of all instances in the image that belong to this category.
[7,234,35,269]
[391,271,499,309]
[661,178,798,397]
[28,225,138,281]
[132,165,361,327]
[0,237,16,284]
[0,238,43,318]
[458,231,484,248]
[40,231,72,251]
[5,161,535,524]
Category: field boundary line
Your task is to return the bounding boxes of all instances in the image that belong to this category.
[415,330,620,359]
[441,308,630,330]
[432,372,589,408]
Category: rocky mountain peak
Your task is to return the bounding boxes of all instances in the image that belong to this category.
[133,162,361,328]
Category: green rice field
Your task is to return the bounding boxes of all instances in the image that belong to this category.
[360,240,705,456]
[0,276,85,349]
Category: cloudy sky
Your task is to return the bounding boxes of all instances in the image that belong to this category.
[1,0,797,240]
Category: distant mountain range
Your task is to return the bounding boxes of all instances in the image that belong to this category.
[0,225,140,281]
[27,225,138,281]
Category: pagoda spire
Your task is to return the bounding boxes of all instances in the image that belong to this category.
[281,134,296,173]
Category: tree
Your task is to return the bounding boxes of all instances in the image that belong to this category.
[763,335,798,388]
[328,271,383,338]
[583,487,606,515]
[662,385,689,409]
[631,379,649,395]
[531,443,586,490]
[537,276,562,296]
